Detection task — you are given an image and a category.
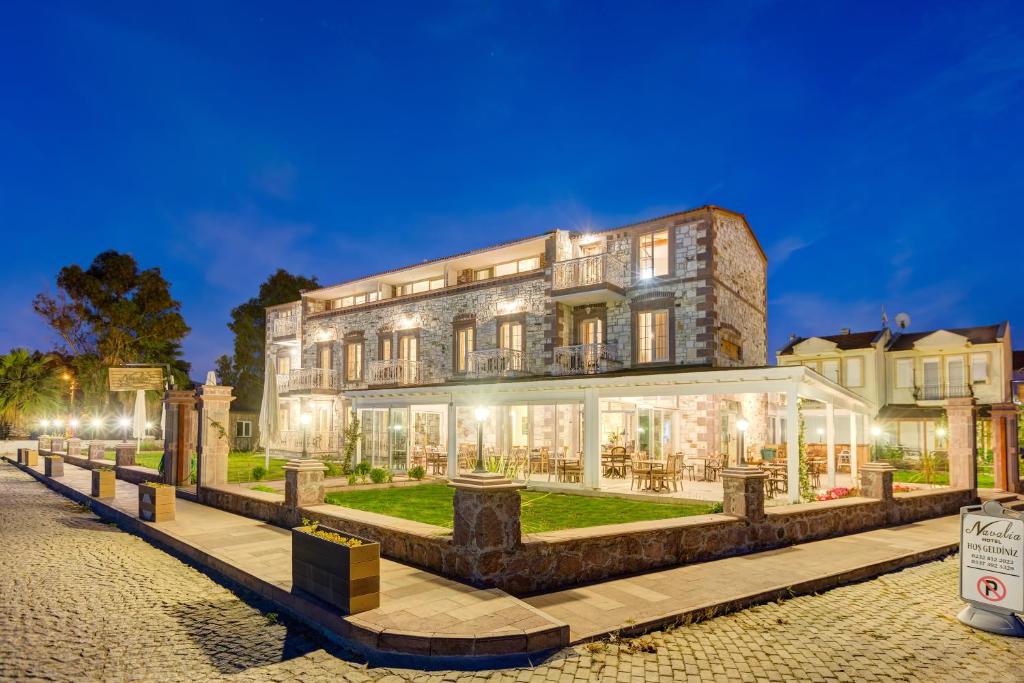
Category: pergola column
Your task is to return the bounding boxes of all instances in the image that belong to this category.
[991,403,1019,492]
[849,411,859,486]
[785,387,800,504]
[583,388,601,489]
[446,402,458,478]
[825,402,836,488]
[196,383,235,488]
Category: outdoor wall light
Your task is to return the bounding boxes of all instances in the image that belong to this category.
[937,427,947,438]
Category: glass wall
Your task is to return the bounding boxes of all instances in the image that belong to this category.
[359,405,447,473]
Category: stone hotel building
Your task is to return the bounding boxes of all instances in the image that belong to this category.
[266,206,873,502]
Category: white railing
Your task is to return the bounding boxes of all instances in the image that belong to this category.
[551,343,622,376]
[271,316,296,337]
[276,430,338,453]
[468,348,525,377]
[367,359,425,386]
[277,368,342,393]
[552,253,629,291]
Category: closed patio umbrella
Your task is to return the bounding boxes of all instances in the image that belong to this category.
[132,389,147,451]
[258,356,280,470]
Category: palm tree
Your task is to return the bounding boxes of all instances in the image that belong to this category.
[0,349,64,434]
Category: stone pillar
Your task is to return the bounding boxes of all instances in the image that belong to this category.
[162,390,197,486]
[284,459,327,522]
[66,438,82,457]
[114,442,137,466]
[195,383,235,488]
[991,403,1019,492]
[450,472,523,583]
[721,467,768,522]
[859,461,895,504]
[947,397,977,490]
[88,442,105,460]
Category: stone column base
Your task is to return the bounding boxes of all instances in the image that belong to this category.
[284,459,328,511]
[721,467,768,522]
[115,443,137,467]
[859,461,895,502]
[449,472,524,555]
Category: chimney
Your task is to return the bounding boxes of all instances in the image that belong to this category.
[840,328,851,335]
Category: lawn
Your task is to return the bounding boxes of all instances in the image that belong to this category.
[324,482,717,533]
[893,469,995,488]
[103,450,290,482]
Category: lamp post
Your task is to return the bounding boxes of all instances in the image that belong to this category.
[870,425,882,461]
[40,419,50,436]
[300,412,312,459]
[53,418,63,437]
[736,418,749,467]
[90,417,103,440]
[69,418,79,438]
[61,371,76,437]
[473,407,489,473]
[118,416,130,442]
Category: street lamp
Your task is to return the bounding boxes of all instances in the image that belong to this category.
[473,407,489,473]
[300,412,312,459]
[870,425,882,461]
[90,417,103,439]
[736,418,749,467]
[69,418,79,438]
[118,416,130,442]
[40,419,50,435]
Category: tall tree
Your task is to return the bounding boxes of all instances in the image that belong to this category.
[218,269,318,410]
[0,349,64,433]
[33,251,191,410]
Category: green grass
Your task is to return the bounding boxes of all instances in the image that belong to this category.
[893,469,995,488]
[103,450,290,482]
[324,482,716,533]
[250,485,278,494]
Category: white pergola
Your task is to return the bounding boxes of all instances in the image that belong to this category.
[347,365,873,504]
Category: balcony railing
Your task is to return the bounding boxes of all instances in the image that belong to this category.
[276,368,342,394]
[276,429,338,453]
[913,383,973,401]
[552,253,629,291]
[552,343,622,376]
[468,348,525,377]
[367,359,425,386]
[271,317,296,338]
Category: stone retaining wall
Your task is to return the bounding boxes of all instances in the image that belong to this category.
[115,465,164,486]
[198,484,289,526]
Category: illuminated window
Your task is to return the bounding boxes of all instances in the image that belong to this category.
[454,325,474,372]
[345,341,363,381]
[637,310,669,363]
[638,230,669,278]
[499,321,523,351]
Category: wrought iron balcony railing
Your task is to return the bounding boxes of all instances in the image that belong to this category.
[913,383,973,401]
[551,342,622,376]
[276,368,343,394]
[467,348,525,377]
[367,359,425,386]
[552,253,629,291]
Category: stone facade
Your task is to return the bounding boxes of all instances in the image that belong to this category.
[266,206,770,457]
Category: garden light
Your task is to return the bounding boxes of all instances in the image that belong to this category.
[473,407,490,473]
[53,418,63,428]
[41,419,50,429]
[118,417,130,428]
[91,417,103,430]
[70,418,79,428]
[871,426,882,437]
[473,406,489,422]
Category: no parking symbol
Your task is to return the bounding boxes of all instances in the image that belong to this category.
[976,575,1007,603]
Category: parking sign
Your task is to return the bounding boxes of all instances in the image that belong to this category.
[961,510,1024,613]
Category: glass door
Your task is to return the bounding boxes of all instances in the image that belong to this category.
[389,408,409,471]
[946,357,965,396]
[922,358,940,399]
[358,408,389,469]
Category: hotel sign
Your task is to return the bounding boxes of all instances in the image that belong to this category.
[108,367,165,392]
[961,505,1024,614]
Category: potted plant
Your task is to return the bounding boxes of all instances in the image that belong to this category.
[292,519,380,614]
[92,467,116,499]
[44,454,64,477]
[138,482,175,522]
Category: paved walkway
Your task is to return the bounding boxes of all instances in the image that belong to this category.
[4,457,566,661]
[526,515,960,641]
[4,460,1023,681]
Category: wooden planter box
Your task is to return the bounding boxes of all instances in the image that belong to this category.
[91,469,116,498]
[138,483,175,522]
[291,525,380,614]
[44,455,64,477]
[24,449,39,467]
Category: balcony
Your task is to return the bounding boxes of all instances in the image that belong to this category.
[276,368,342,395]
[551,253,628,305]
[467,348,526,378]
[913,383,973,401]
[552,343,623,376]
[271,317,297,338]
[367,359,427,386]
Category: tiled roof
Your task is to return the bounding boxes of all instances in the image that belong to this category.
[886,323,1007,351]
[777,330,885,356]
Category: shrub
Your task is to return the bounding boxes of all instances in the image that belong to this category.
[708,501,724,514]
[409,465,426,480]
[347,474,357,486]
[354,461,371,483]
[324,461,344,478]
[369,467,388,485]
[251,465,267,481]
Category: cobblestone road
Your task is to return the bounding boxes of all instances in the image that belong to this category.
[3,461,1024,682]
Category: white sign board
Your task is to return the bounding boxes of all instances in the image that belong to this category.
[961,512,1024,613]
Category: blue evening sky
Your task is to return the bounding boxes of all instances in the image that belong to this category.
[2,1,1022,377]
